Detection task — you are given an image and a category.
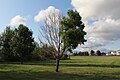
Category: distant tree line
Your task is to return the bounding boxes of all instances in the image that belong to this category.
[73,50,106,56]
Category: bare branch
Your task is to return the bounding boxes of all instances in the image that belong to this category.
[39,11,66,59]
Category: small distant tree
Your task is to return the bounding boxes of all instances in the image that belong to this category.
[39,10,86,72]
[90,50,95,56]
[101,52,106,56]
[12,24,35,64]
[96,50,101,56]
[79,51,89,56]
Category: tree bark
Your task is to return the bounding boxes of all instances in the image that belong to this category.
[20,55,24,64]
[56,58,60,72]
[21,61,23,64]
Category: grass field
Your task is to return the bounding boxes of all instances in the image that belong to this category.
[0,56,120,80]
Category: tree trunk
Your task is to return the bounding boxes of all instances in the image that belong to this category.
[56,58,60,72]
[20,56,24,64]
[21,60,23,64]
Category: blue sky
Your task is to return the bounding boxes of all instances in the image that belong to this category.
[0,0,120,52]
[0,0,72,39]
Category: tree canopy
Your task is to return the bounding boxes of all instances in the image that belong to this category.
[60,10,86,52]
[0,24,35,63]
[12,24,35,64]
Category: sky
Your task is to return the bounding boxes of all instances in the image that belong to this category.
[0,0,120,52]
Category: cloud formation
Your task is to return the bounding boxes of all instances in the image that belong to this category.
[71,0,120,51]
[71,0,120,20]
[34,6,61,22]
[10,15,27,26]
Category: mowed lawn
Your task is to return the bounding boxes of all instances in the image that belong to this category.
[0,56,120,80]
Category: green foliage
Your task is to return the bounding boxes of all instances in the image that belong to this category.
[60,10,86,52]
[74,51,89,56]
[32,44,55,60]
[0,27,15,61]
[61,54,69,60]
[96,50,102,56]
[32,43,70,60]
[90,50,96,56]
[0,24,69,62]
[12,24,35,63]
[0,25,35,62]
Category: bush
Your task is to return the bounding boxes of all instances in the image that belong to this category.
[73,51,89,56]
[61,54,70,60]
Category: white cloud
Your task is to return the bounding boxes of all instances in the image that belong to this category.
[34,6,61,22]
[71,0,120,20]
[71,0,120,51]
[86,17,120,42]
[78,17,120,51]
[10,15,27,26]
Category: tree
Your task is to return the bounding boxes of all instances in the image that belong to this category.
[0,27,15,61]
[79,51,89,56]
[96,50,101,56]
[90,50,95,56]
[39,10,86,72]
[12,24,35,64]
[101,52,106,56]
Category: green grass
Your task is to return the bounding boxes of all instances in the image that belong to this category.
[0,56,120,80]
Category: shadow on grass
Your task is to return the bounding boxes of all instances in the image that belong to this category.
[24,63,120,68]
[1,62,120,68]
[61,64,120,68]
[0,71,119,80]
